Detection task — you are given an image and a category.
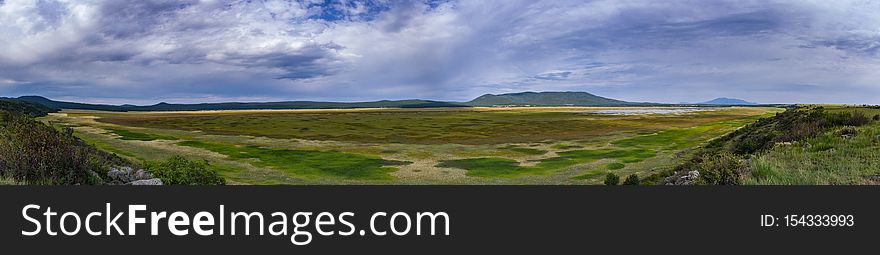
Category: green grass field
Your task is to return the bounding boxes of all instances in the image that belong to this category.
[177,140,408,180]
[88,107,768,144]
[107,128,176,141]
[44,107,780,184]
[745,106,880,184]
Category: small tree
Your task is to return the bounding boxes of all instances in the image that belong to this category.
[145,156,226,185]
[698,152,742,185]
[604,173,619,185]
[623,174,640,185]
[845,111,871,126]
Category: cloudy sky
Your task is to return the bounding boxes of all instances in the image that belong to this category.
[1,0,879,104]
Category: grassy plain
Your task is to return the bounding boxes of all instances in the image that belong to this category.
[177,140,408,180]
[44,107,779,184]
[89,107,766,144]
[107,128,176,141]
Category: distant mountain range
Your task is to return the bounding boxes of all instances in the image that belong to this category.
[465,91,635,106]
[4,96,467,111]
[697,97,757,105]
[2,92,761,112]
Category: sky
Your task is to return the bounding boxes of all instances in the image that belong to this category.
[1,0,879,105]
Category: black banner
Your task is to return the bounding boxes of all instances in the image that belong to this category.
[0,186,876,253]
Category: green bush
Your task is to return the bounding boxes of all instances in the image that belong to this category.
[697,152,742,185]
[145,156,226,185]
[843,111,871,126]
[873,114,879,121]
[604,173,619,185]
[0,113,127,184]
[623,174,640,185]
[731,133,772,155]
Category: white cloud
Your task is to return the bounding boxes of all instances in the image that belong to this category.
[0,0,879,104]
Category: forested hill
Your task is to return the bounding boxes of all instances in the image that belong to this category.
[465,91,634,106]
[0,99,56,117]
[4,91,644,112]
[4,96,467,112]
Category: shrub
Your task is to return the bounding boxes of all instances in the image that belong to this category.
[638,168,675,185]
[697,152,743,185]
[834,127,858,137]
[0,113,123,184]
[844,111,871,126]
[823,111,871,126]
[873,114,880,121]
[825,112,850,126]
[731,133,772,155]
[603,173,619,185]
[623,174,639,185]
[145,156,226,185]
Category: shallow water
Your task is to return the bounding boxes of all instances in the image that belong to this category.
[591,108,714,115]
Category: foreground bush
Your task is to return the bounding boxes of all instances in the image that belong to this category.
[697,152,743,185]
[623,174,640,185]
[0,113,127,184]
[145,156,226,185]
[604,173,619,185]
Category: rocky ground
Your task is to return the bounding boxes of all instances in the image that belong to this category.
[106,166,163,185]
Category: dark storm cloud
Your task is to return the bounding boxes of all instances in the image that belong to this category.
[606,10,785,48]
[805,37,880,57]
[533,71,572,81]
[1,0,879,104]
[96,0,199,39]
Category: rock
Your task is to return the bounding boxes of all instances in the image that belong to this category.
[668,170,701,185]
[133,169,152,180]
[835,127,858,138]
[107,166,157,185]
[686,170,700,180]
[107,169,123,181]
[107,166,136,183]
[130,178,163,185]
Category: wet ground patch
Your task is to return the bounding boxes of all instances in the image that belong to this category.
[108,128,176,141]
[178,140,409,180]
